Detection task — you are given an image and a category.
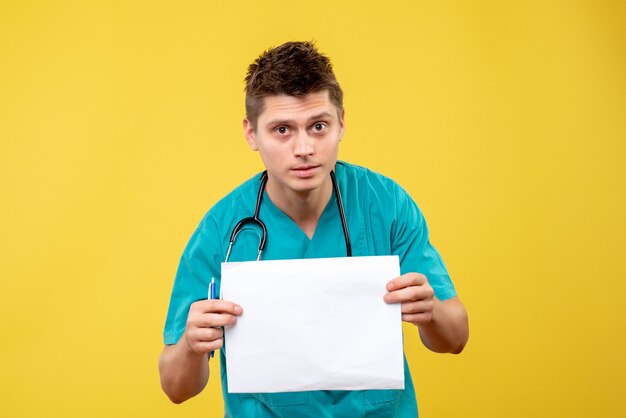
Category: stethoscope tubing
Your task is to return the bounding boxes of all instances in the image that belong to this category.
[224,169,351,262]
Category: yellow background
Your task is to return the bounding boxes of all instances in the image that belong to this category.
[1,1,625,417]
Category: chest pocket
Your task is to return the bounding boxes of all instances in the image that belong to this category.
[362,389,402,418]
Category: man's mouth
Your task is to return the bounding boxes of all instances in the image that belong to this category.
[291,165,320,178]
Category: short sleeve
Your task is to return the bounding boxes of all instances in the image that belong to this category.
[163,215,223,345]
[391,186,456,301]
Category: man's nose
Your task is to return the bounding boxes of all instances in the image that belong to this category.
[293,131,314,157]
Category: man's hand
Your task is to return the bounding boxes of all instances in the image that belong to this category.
[384,272,469,353]
[159,299,242,404]
[184,300,243,355]
[384,273,435,326]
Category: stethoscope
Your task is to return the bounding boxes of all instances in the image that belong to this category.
[224,170,352,262]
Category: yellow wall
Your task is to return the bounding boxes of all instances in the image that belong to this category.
[1,1,624,417]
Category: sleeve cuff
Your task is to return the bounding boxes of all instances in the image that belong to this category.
[163,328,185,345]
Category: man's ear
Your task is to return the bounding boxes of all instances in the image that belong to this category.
[338,109,346,141]
[243,118,258,151]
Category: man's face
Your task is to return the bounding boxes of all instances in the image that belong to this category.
[243,90,345,197]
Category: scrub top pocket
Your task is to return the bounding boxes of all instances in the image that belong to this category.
[256,391,311,407]
[361,389,402,418]
[230,392,312,418]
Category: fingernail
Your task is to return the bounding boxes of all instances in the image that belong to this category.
[234,306,242,314]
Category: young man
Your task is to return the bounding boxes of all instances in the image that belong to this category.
[159,41,469,417]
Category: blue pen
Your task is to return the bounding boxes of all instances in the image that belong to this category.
[208,277,217,358]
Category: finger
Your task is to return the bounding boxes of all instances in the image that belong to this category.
[384,286,419,304]
[187,311,238,329]
[386,273,426,291]
[186,326,223,344]
[385,282,434,303]
[185,327,224,354]
[194,327,224,342]
[402,312,433,325]
[189,338,224,354]
[197,313,238,328]
[192,299,243,315]
[386,282,434,304]
[400,300,434,315]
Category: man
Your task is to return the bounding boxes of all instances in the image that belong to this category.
[159,41,469,417]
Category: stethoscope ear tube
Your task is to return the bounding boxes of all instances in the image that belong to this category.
[253,171,268,258]
[330,170,352,257]
[224,172,268,263]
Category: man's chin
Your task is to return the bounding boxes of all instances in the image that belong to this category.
[286,176,325,194]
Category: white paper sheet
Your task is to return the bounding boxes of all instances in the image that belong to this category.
[220,255,404,393]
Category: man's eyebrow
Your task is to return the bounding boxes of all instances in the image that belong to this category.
[266,118,296,127]
[266,112,334,127]
[307,112,333,121]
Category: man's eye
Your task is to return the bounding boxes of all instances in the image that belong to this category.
[276,126,288,135]
[313,123,326,132]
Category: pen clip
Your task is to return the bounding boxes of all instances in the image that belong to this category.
[208,277,216,300]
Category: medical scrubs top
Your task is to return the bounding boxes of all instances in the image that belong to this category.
[163,161,456,418]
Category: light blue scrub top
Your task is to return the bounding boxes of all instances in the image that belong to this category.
[164,161,456,418]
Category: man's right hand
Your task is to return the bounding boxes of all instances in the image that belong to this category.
[183,300,243,355]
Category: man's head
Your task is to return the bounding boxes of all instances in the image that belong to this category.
[242,42,345,199]
[244,41,343,131]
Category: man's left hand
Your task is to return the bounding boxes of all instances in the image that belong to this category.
[384,273,435,326]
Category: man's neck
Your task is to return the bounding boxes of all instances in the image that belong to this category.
[265,176,333,239]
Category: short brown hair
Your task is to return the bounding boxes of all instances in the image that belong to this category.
[245,41,343,129]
